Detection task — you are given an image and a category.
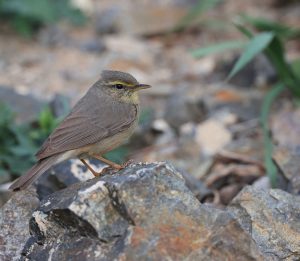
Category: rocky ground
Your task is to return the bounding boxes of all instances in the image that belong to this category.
[1,162,300,260]
[0,0,300,260]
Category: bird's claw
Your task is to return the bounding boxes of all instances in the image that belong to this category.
[100,160,134,176]
[106,159,134,171]
[121,159,134,168]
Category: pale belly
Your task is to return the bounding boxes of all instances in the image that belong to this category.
[87,126,135,155]
[56,122,137,163]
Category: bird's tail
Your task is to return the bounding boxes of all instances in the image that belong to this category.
[9,155,59,191]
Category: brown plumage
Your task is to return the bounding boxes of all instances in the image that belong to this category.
[10,70,150,191]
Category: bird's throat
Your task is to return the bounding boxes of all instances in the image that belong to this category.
[120,92,139,104]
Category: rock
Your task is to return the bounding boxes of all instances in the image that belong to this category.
[252,176,271,191]
[0,187,39,261]
[212,96,263,122]
[271,106,300,151]
[2,163,300,260]
[152,119,177,145]
[164,88,206,130]
[179,168,213,202]
[273,146,300,194]
[79,39,106,53]
[94,1,194,36]
[37,25,70,47]
[196,119,232,156]
[1,162,266,260]
[49,94,70,118]
[229,186,300,260]
[0,86,43,124]
[35,159,104,199]
[95,7,121,35]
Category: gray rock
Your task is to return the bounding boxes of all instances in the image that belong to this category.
[179,168,214,202]
[0,87,43,124]
[37,25,70,47]
[6,163,263,260]
[0,187,39,261]
[95,7,121,35]
[273,146,300,194]
[164,88,206,130]
[35,159,105,199]
[94,1,194,36]
[1,163,300,260]
[49,94,70,118]
[212,97,262,122]
[229,186,300,260]
[79,39,106,53]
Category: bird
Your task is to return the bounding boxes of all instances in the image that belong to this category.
[9,70,151,191]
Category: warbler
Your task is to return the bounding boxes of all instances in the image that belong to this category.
[10,70,151,191]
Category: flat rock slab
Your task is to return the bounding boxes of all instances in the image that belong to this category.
[229,186,300,260]
[1,162,299,260]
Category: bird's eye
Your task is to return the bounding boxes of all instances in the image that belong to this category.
[115,84,124,89]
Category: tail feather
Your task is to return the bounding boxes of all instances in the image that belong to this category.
[9,155,59,191]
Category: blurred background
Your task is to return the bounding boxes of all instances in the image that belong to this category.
[0,0,300,206]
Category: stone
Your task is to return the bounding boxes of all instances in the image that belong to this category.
[211,96,263,122]
[196,119,232,156]
[164,88,206,130]
[79,39,106,53]
[2,162,264,260]
[179,168,213,202]
[273,146,300,194]
[0,86,43,124]
[95,7,121,35]
[2,163,300,260]
[94,1,194,36]
[271,107,300,151]
[229,186,300,260]
[35,159,104,199]
[0,187,39,261]
[49,93,70,118]
[37,25,70,47]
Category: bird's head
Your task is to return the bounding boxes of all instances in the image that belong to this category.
[98,70,151,103]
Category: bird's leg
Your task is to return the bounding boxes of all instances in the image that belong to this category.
[91,155,123,170]
[80,159,101,177]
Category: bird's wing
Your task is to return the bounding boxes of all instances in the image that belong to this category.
[36,90,137,160]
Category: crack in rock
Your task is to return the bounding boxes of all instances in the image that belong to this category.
[105,183,136,226]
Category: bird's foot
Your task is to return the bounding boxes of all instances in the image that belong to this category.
[121,159,134,168]
[102,159,134,174]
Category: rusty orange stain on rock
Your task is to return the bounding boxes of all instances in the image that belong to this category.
[129,211,208,259]
[214,90,243,102]
[130,226,148,248]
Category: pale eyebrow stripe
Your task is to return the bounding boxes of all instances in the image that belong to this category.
[109,81,135,87]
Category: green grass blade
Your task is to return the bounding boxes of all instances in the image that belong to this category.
[227,32,274,80]
[191,40,245,58]
[234,20,254,38]
[235,19,300,96]
[242,15,300,39]
[264,36,300,97]
[261,83,285,187]
[174,0,222,31]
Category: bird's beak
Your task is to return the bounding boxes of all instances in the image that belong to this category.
[133,84,151,90]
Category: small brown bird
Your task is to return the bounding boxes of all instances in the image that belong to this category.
[10,70,151,191]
